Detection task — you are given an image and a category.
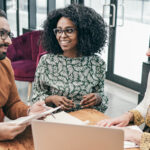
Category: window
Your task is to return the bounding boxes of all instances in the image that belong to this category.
[36,0,47,29]
[19,0,28,35]
[6,0,17,36]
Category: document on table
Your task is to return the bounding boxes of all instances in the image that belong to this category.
[124,125,142,148]
[8,106,61,125]
[44,111,89,125]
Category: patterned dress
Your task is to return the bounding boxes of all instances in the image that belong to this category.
[32,54,108,112]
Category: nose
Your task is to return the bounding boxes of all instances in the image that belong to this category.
[4,36,12,45]
[60,31,67,37]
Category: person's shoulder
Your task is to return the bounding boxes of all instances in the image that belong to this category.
[39,53,58,65]
[1,57,14,75]
[40,53,49,59]
[2,57,11,66]
[40,53,55,59]
[90,54,105,65]
[39,53,53,62]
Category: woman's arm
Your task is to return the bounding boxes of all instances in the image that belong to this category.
[80,58,108,112]
[129,72,150,125]
[32,55,50,102]
[97,111,134,127]
[92,59,108,112]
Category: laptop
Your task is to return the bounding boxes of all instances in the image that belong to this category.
[31,120,124,150]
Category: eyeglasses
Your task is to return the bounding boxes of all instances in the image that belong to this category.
[0,29,14,40]
[53,28,76,37]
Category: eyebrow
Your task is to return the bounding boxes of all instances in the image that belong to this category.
[0,28,11,33]
[56,26,75,29]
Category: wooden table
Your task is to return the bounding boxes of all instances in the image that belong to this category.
[0,109,139,150]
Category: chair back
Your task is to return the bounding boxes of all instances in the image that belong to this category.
[6,30,45,82]
[7,30,42,61]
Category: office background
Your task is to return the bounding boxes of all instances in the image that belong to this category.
[0,0,150,103]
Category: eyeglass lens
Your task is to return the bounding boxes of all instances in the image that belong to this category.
[53,28,75,36]
[0,29,14,40]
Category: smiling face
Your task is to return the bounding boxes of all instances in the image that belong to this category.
[55,17,78,57]
[0,17,12,60]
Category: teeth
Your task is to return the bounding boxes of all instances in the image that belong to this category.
[60,41,70,44]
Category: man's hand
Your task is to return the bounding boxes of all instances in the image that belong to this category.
[0,122,28,141]
[28,100,51,115]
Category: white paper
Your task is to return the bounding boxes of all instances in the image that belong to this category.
[124,141,139,149]
[44,111,89,125]
[8,106,61,125]
[126,125,142,132]
[124,125,142,148]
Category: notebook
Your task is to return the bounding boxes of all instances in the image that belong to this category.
[31,120,124,150]
[44,111,89,125]
[8,106,61,125]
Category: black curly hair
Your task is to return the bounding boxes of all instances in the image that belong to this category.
[42,4,107,56]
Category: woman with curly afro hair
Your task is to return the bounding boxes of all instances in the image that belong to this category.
[32,4,108,112]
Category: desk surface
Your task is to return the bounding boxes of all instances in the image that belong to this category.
[0,109,139,150]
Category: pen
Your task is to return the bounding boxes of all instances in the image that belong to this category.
[43,104,56,119]
[51,113,56,119]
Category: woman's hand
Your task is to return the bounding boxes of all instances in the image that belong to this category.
[80,93,100,108]
[0,122,28,141]
[97,112,134,127]
[123,128,142,145]
[28,100,51,115]
[45,95,74,111]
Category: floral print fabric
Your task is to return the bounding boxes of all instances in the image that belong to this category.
[32,54,108,112]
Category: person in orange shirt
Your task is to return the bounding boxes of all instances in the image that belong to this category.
[0,9,48,141]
